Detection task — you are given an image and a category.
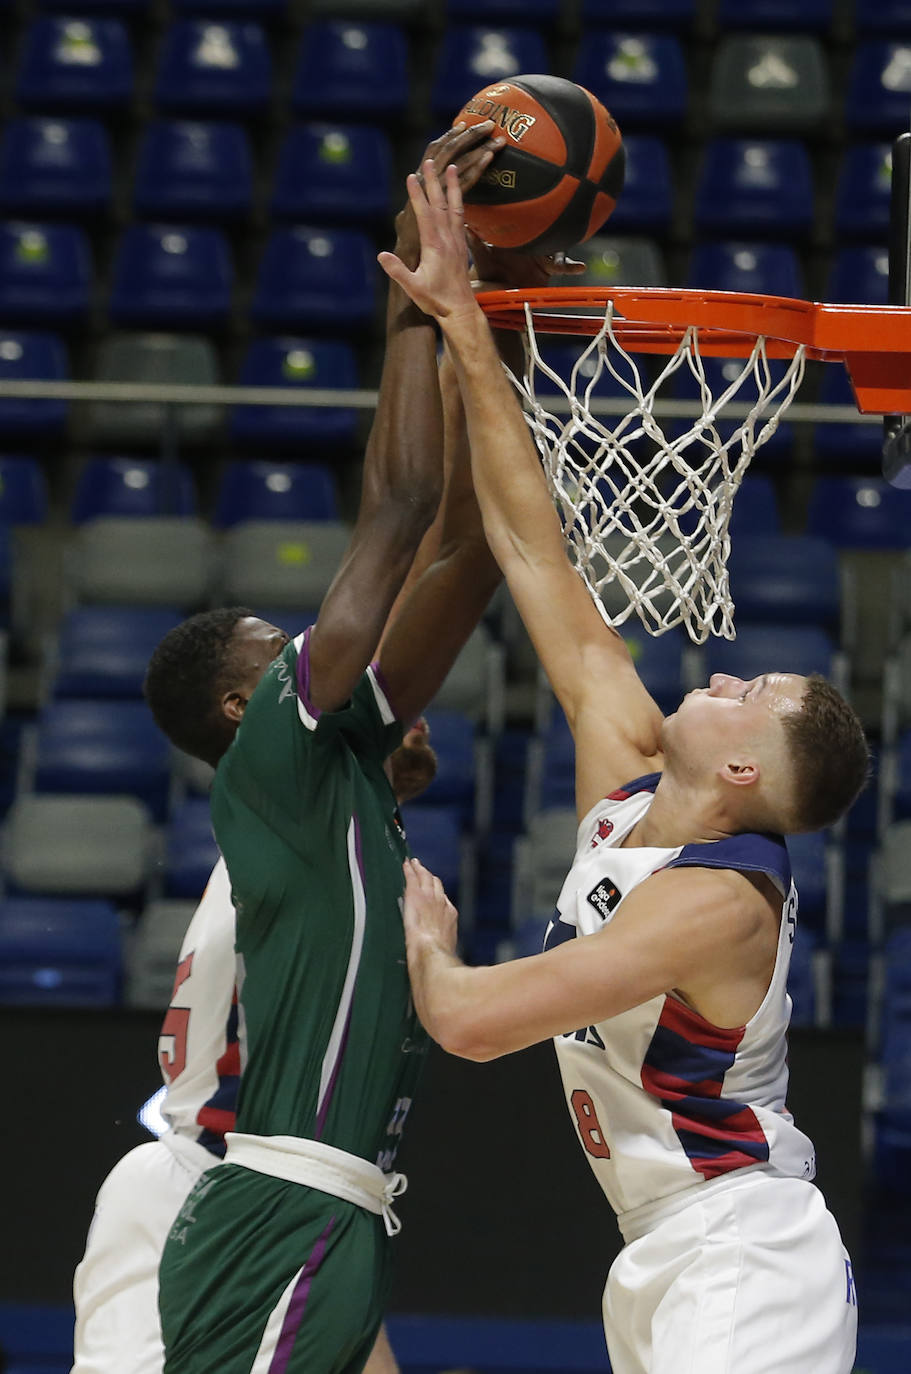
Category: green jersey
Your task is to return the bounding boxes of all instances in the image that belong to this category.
[210,629,428,1169]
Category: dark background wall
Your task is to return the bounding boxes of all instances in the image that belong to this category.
[0,1010,864,1312]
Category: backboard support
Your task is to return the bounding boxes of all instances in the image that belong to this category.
[883,130,911,489]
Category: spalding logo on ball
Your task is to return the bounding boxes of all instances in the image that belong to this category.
[454,73,625,255]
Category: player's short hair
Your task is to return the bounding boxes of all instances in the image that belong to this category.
[781,674,870,832]
[144,606,254,767]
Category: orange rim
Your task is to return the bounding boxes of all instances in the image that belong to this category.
[475,286,911,413]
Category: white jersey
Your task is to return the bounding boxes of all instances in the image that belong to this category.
[547,772,816,1228]
[158,856,239,1153]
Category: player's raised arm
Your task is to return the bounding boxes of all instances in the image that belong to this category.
[306,125,500,714]
[379,165,664,808]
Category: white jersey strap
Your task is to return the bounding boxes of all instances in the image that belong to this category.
[224,1132,408,1237]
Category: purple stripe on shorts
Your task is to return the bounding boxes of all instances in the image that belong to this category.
[268,1216,336,1374]
[295,628,321,720]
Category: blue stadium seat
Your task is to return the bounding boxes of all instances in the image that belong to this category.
[271,124,392,227]
[786,830,828,934]
[0,896,121,1006]
[606,135,672,235]
[51,606,182,699]
[446,0,561,21]
[826,245,889,305]
[834,143,893,241]
[0,118,112,219]
[431,26,551,119]
[0,456,48,525]
[620,626,687,715]
[229,338,360,452]
[0,222,91,327]
[133,121,253,223]
[728,534,841,631]
[687,241,803,298]
[165,796,219,898]
[856,0,911,35]
[250,227,375,333]
[173,0,287,13]
[292,22,410,120]
[31,699,172,820]
[17,18,134,113]
[787,926,819,1027]
[581,0,695,28]
[693,139,814,240]
[108,224,233,330]
[812,363,883,466]
[38,0,153,11]
[214,461,339,526]
[419,709,478,826]
[0,331,68,439]
[846,42,911,136]
[729,475,781,537]
[155,21,272,118]
[805,477,911,550]
[715,0,834,29]
[71,457,196,522]
[399,803,464,903]
[573,32,688,130]
[702,624,836,680]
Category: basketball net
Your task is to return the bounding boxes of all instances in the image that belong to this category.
[502,298,806,643]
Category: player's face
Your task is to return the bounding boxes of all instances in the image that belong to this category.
[230,617,291,696]
[664,671,807,761]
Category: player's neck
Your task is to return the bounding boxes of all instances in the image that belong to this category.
[626,773,735,849]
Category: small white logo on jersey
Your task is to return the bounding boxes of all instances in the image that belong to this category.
[275,658,295,704]
[587,879,622,920]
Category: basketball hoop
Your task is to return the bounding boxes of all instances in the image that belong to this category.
[476,286,911,643]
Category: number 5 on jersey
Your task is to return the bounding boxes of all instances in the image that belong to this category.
[570,1088,611,1159]
[159,952,194,1082]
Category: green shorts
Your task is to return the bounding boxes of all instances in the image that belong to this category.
[159,1164,392,1374]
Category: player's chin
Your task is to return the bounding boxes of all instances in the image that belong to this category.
[390,737,438,804]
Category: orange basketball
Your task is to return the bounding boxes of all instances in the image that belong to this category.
[454,74,625,254]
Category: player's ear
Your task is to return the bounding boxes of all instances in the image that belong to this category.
[719,758,759,788]
[221,689,248,725]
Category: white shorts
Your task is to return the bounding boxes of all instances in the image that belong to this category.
[72,1134,215,1374]
[604,1173,857,1374]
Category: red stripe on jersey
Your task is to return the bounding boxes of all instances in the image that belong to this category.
[658,996,746,1054]
[196,1105,236,1135]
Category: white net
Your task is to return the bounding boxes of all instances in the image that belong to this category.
[503,299,807,644]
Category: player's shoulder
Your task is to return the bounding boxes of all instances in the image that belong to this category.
[668,829,791,898]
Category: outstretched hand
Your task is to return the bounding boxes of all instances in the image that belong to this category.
[394,123,503,272]
[402,857,459,957]
[379,162,479,324]
[468,233,587,291]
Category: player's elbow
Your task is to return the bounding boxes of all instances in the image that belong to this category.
[430,1009,509,1063]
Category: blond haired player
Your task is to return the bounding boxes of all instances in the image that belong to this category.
[381,161,869,1374]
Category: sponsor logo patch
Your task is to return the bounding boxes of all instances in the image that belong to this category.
[587,879,622,919]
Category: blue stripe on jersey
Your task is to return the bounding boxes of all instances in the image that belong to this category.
[543,913,577,952]
[667,830,791,893]
[645,1019,740,1084]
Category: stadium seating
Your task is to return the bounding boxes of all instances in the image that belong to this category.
[155,21,272,118]
[0,331,68,440]
[28,699,172,820]
[430,624,506,733]
[834,143,894,242]
[826,245,889,306]
[693,139,814,239]
[214,461,339,526]
[669,352,796,464]
[606,135,673,236]
[576,235,666,288]
[686,241,803,298]
[845,42,911,137]
[572,32,688,130]
[419,708,488,829]
[219,519,351,608]
[715,0,834,29]
[292,22,410,120]
[702,623,839,682]
[0,222,92,328]
[66,516,217,608]
[0,457,48,526]
[581,0,696,27]
[812,363,885,467]
[132,121,254,223]
[729,475,782,537]
[173,0,288,13]
[164,796,219,898]
[399,803,467,909]
[0,896,122,1006]
[270,124,393,227]
[17,17,134,113]
[125,898,197,1010]
[708,34,831,133]
[805,478,911,550]
[108,225,233,331]
[2,793,153,896]
[0,118,112,219]
[86,332,221,449]
[48,606,182,700]
[228,337,359,453]
[431,25,551,120]
[728,534,842,632]
[71,457,196,522]
[855,0,911,35]
[250,227,375,333]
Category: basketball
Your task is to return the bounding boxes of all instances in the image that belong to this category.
[453,74,625,255]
